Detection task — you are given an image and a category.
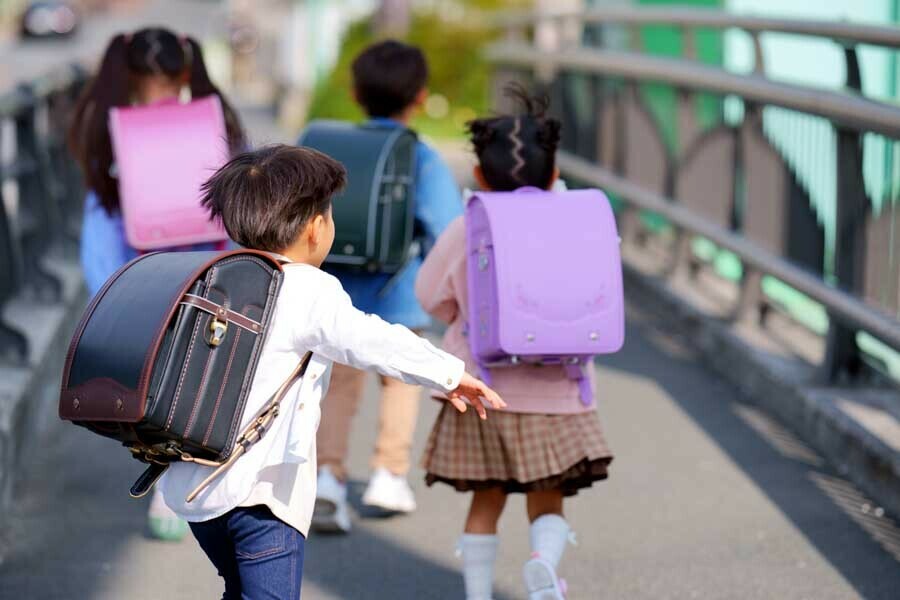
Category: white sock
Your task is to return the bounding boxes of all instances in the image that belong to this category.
[459,533,498,600]
[529,514,571,569]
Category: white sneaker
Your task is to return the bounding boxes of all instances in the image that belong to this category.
[523,553,567,600]
[312,466,351,533]
[361,467,417,513]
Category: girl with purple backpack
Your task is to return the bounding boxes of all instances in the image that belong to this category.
[68,28,245,541]
[415,88,614,600]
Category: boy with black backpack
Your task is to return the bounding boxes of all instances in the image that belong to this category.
[150,145,503,597]
[300,40,463,532]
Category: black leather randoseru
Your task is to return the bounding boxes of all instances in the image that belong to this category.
[59,250,285,492]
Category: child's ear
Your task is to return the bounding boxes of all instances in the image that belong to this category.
[309,214,326,245]
[546,166,560,191]
[413,87,428,107]
[473,165,491,191]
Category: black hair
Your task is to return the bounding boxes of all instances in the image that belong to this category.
[467,84,561,192]
[68,28,246,216]
[200,144,346,252]
[352,40,428,118]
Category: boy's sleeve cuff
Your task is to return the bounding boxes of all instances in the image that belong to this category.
[438,356,465,392]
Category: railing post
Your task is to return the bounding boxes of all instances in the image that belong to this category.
[824,46,868,381]
[824,125,868,380]
[733,268,765,323]
[12,85,63,302]
[0,179,28,364]
[45,82,83,248]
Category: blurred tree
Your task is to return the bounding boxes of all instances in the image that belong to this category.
[375,0,411,37]
[305,0,533,138]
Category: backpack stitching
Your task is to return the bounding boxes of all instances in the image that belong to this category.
[165,306,204,431]
[202,327,242,447]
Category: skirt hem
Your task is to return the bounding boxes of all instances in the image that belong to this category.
[424,457,612,497]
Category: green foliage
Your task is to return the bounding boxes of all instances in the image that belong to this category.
[306,10,498,139]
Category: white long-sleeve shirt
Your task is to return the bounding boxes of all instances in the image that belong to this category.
[159,262,464,535]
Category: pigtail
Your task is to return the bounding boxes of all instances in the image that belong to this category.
[68,33,132,215]
[186,37,246,155]
[466,118,498,153]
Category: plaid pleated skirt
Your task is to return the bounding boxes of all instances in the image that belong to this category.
[422,404,613,496]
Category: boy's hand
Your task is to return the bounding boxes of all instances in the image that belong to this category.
[447,372,506,420]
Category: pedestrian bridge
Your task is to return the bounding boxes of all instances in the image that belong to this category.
[0,5,899,599]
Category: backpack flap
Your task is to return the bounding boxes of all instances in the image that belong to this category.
[299,120,417,272]
[466,188,624,363]
[60,251,224,425]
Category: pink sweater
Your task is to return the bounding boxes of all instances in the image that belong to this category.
[416,216,596,415]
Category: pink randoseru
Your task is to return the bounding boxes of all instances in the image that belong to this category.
[466,187,624,399]
[109,96,229,250]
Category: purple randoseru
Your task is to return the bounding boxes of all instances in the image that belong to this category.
[465,187,625,405]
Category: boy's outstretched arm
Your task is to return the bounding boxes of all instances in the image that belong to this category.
[294,273,505,416]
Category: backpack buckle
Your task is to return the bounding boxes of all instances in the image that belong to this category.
[208,317,228,347]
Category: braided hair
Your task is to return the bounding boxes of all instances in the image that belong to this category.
[467,84,561,192]
[68,28,246,215]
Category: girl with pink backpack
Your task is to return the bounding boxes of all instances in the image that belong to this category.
[67,28,245,541]
[415,87,620,600]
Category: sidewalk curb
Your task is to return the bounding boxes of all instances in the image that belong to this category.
[0,262,86,532]
[624,262,900,519]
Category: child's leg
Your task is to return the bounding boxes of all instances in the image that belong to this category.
[230,506,305,600]
[460,488,507,600]
[526,489,564,523]
[524,490,569,599]
[466,487,507,534]
[316,363,366,480]
[147,485,188,541]
[372,373,420,477]
[189,517,241,600]
[362,374,421,512]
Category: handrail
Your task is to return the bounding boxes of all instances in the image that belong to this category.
[0,64,83,116]
[487,43,900,138]
[0,63,86,363]
[556,151,900,352]
[495,6,900,50]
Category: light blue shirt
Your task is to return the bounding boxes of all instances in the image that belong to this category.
[80,192,222,296]
[324,118,463,329]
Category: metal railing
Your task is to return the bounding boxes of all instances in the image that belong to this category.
[495,7,900,53]
[0,65,86,364]
[488,6,900,381]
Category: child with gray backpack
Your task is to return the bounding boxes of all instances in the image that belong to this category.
[300,40,463,532]
[416,87,622,600]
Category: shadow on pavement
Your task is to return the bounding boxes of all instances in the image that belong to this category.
[0,426,160,600]
[608,303,900,600]
[305,508,517,600]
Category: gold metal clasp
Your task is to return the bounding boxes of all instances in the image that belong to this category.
[208,317,228,347]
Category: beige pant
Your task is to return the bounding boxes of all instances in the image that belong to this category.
[317,362,421,481]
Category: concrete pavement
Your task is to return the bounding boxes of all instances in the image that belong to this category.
[2,300,899,599]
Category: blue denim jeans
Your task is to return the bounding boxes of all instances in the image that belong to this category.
[189,505,305,600]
